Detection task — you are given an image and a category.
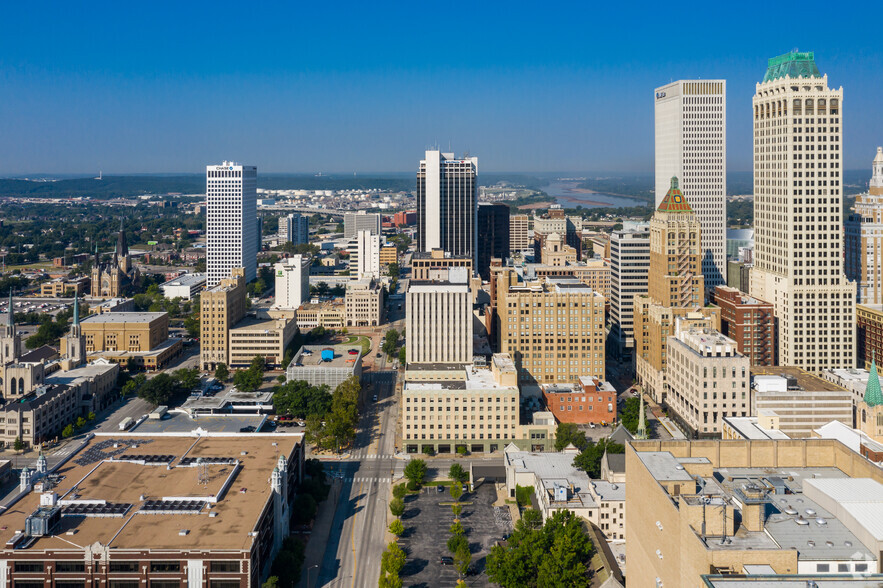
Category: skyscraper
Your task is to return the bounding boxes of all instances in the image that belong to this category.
[417,150,477,261]
[846,148,883,304]
[476,203,510,281]
[206,162,257,288]
[273,255,309,310]
[609,228,650,357]
[655,79,727,290]
[749,51,855,372]
[279,213,309,246]
[406,268,473,365]
[354,229,381,280]
[343,211,381,239]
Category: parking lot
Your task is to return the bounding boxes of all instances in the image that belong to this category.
[398,483,512,588]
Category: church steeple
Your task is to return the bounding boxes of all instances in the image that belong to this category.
[5,291,12,329]
[73,292,80,327]
[117,218,128,258]
[865,356,883,407]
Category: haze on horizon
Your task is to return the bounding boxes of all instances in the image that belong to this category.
[1,1,881,176]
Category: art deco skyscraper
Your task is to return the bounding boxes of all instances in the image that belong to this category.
[206,162,257,287]
[655,79,727,290]
[417,150,477,262]
[750,51,855,372]
[846,148,883,304]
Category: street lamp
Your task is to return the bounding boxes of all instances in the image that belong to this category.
[307,564,319,587]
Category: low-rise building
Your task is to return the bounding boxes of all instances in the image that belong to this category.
[626,439,883,587]
[285,344,362,389]
[402,354,556,454]
[69,311,183,371]
[88,297,135,314]
[345,277,384,327]
[666,327,750,438]
[0,432,304,587]
[294,301,345,330]
[229,316,297,368]
[542,376,617,424]
[504,445,626,540]
[822,367,870,418]
[379,244,398,268]
[751,367,853,438]
[159,272,206,300]
[40,276,89,297]
[713,285,774,366]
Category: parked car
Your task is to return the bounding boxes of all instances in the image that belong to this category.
[372,395,378,402]
[440,556,454,566]
[436,485,444,493]
[239,426,256,433]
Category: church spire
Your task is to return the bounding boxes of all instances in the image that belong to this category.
[117,218,128,258]
[636,392,648,440]
[73,292,80,327]
[6,291,12,328]
[865,355,883,408]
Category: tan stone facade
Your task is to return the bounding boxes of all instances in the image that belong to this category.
[411,248,473,281]
[345,277,385,327]
[75,312,169,353]
[229,317,297,368]
[295,301,345,330]
[200,268,246,370]
[540,232,576,266]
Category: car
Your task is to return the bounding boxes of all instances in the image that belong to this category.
[277,415,294,421]
[436,485,444,493]
[239,426,256,433]
[589,422,596,429]
[348,349,359,355]
[462,485,468,493]
[372,395,378,402]
[297,421,306,427]
[440,556,454,566]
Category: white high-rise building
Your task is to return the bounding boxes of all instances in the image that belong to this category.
[406,268,473,365]
[206,161,257,287]
[609,229,650,355]
[749,51,855,372]
[344,211,381,239]
[274,255,309,310]
[353,229,381,280]
[279,213,309,246]
[655,80,727,290]
[417,150,478,261]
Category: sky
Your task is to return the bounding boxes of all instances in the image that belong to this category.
[1,0,881,175]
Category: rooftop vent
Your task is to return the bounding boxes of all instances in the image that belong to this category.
[178,529,189,536]
[805,509,816,516]
[796,517,809,526]
[209,512,218,518]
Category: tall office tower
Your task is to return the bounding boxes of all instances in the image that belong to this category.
[476,203,510,281]
[846,147,883,304]
[655,79,727,290]
[609,229,650,357]
[749,51,855,372]
[274,255,309,310]
[648,177,705,307]
[417,150,478,261]
[354,229,381,279]
[406,267,473,364]
[206,162,257,288]
[344,211,381,239]
[279,213,309,246]
[256,217,263,253]
[200,268,246,370]
[509,214,531,252]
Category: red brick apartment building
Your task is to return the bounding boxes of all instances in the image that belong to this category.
[713,285,775,366]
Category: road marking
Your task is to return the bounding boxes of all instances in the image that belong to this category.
[351,480,361,588]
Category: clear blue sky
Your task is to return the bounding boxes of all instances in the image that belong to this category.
[1,1,880,174]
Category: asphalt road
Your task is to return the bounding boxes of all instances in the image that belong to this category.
[314,368,400,587]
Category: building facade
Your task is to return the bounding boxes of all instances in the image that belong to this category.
[274,255,309,310]
[345,277,385,327]
[498,275,606,389]
[713,285,775,366]
[343,211,381,239]
[665,328,749,438]
[411,249,473,281]
[279,212,309,246]
[509,214,531,252]
[417,150,477,260]
[749,51,855,371]
[476,202,510,281]
[609,229,650,354]
[542,376,617,424]
[41,277,89,297]
[206,162,258,287]
[845,147,883,304]
[540,232,577,267]
[353,229,381,279]
[200,268,246,371]
[751,367,853,437]
[159,273,206,301]
[229,317,297,368]
[655,79,727,289]
[858,303,883,371]
[406,275,473,365]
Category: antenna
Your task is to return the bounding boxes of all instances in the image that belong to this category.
[197,458,209,487]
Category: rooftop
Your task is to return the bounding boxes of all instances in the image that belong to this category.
[751,367,847,393]
[0,433,302,552]
[80,312,167,324]
[763,50,821,83]
[702,575,883,587]
[291,345,362,369]
[405,364,515,392]
[722,417,791,440]
[160,273,206,288]
[230,316,287,333]
[132,412,268,433]
[505,448,600,509]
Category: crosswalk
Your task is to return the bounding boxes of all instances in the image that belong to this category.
[340,476,393,483]
[351,452,396,460]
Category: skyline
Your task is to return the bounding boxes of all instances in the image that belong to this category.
[1,1,882,174]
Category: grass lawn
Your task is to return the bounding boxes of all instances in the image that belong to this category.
[342,335,371,356]
[4,261,57,272]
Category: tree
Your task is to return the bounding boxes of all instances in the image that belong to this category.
[378,573,403,588]
[449,463,468,484]
[403,459,427,487]
[292,493,318,525]
[449,483,463,502]
[137,372,177,405]
[447,533,468,554]
[452,503,463,517]
[304,414,327,448]
[262,577,279,588]
[456,446,468,456]
[453,543,472,577]
[87,412,96,421]
[398,346,406,365]
[382,329,400,358]
[214,363,229,382]
[449,521,465,536]
[392,483,408,500]
[75,416,87,429]
[515,485,533,509]
[13,437,24,452]
[389,497,405,518]
[381,541,406,576]
[388,518,404,536]
[62,424,75,438]
[555,422,588,451]
[272,380,332,419]
[620,396,642,433]
[573,438,625,478]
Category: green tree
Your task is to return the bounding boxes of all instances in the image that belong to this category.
[137,372,177,405]
[454,543,472,577]
[398,346,406,365]
[13,437,24,452]
[304,414,327,448]
[388,518,404,537]
[378,572,403,588]
[449,483,463,502]
[392,483,408,500]
[450,521,465,536]
[62,424,75,438]
[620,396,642,433]
[452,503,463,517]
[214,363,229,382]
[75,416,87,429]
[515,485,532,509]
[447,533,468,554]
[448,463,468,484]
[87,411,96,421]
[381,541,406,576]
[555,422,588,451]
[389,497,405,518]
[262,577,279,588]
[572,438,625,478]
[382,329,400,358]
[403,459,427,487]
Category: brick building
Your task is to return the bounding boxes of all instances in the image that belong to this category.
[542,376,617,424]
[713,285,774,366]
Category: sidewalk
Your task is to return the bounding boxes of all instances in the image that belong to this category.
[297,477,342,588]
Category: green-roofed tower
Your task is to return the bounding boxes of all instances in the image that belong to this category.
[656,176,693,213]
[865,358,883,408]
[763,50,821,83]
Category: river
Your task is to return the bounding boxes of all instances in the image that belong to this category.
[542,181,648,209]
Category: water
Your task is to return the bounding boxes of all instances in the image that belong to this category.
[543,181,648,209]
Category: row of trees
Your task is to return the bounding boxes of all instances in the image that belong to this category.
[486,509,595,587]
[121,368,200,406]
[232,356,266,392]
[304,376,361,453]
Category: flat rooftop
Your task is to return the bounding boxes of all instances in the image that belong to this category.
[0,433,303,552]
[291,345,361,369]
[182,385,274,411]
[703,576,883,587]
[80,312,167,324]
[132,413,267,433]
[161,273,206,287]
[751,367,848,392]
[404,365,514,392]
[722,417,791,440]
[231,317,284,332]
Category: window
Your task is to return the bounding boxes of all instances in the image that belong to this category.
[816,564,830,573]
[150,582,181,588]
[14,562,44,573]
[209,582,240,588]
[55,583,86,588]
[150,562,181,573]
[209,561,240,573]
[55,562,86,573]
[14,583,43,588]
[109,582,140,588]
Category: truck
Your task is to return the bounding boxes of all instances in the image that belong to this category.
[149,406,168,420]
[118,417,134,431]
